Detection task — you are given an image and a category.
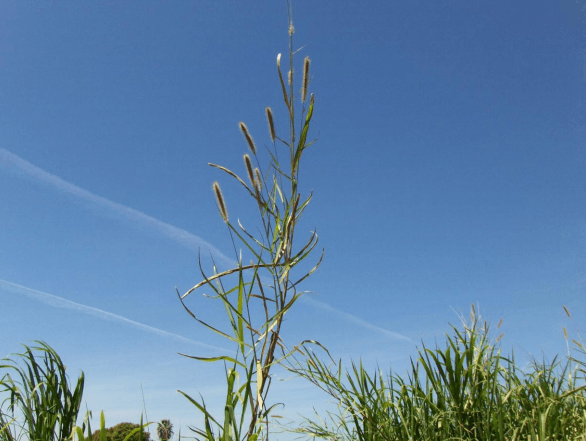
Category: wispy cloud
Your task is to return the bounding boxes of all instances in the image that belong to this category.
[0,279,229,352]
[0,148,408,341]
[302,296,414,343]
[0,148,235,269]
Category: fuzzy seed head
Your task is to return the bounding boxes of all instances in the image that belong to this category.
[213,181,228,223]
[564,326,568,340]
[265,107,276,142]
[254,168,262,192]
[497,318,503,329]
[289,23,295,35]
[302,56,311,102]
[239,122,256,155]
[243,154,255,188]
[563,305,572,319]
[288,68,293,86]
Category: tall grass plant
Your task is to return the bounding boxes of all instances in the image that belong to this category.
[176,2,321,440]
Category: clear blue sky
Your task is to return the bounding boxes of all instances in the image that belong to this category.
[1,0,585,438]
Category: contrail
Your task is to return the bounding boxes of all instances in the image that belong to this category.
[0,148,235,269]
[0,148,409,341]
[302,296,414,343]
[0,279,229,353]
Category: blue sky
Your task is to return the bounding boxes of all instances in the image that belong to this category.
[1,0,586,438]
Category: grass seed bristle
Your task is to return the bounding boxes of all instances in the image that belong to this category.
[239,122,257,155]
[212,181,228,223]
[266,107,276,142]
[302,56,311,102]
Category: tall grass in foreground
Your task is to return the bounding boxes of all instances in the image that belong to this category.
[290,306,586,441]
[0,341,85,441]
[0,341,153,441]
[176,2,321,440]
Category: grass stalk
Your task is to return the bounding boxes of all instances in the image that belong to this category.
[177,2,321,440]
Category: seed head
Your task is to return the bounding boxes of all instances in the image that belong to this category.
[497,318,503,329]
[243,154,255,188]
[564,326,568,340]
[254,168,262,192]
[288,68,293,86]
[563,305,572,319]
[302,56,311,102]
[265,107,276,142]
[213,181,228,223]
[289,23,295,35]
[239,122,256,155]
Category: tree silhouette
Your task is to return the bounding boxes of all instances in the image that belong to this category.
[156,420,173,441]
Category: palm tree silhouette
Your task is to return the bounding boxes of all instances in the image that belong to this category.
[156,419,173,441]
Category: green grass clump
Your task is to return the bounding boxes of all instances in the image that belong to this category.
[0,342,153,441]
[0,341,85,441]
[291,306,586,441]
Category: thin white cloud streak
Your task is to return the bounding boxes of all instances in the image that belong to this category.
[302,296,414,343]
[0,148,235,269]
[0,148,408,341]
[0,279,229,353]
